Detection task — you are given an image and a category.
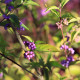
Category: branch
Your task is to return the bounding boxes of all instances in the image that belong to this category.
[59,3,67,57]
[7,19,27,52]
[0,53,38,79]
[15,31,27,51]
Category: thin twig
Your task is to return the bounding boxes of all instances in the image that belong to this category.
[15,31,27,51]
[0,53,38,79]
[0,18,5,23]
[59,3,67,58]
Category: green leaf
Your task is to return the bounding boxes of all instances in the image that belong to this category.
[7,27,14,34]
[71,31,76,42]
[71,30,80,42]
[61,0,69,8]
[36,44,59,52]
[46,6,59,12]
[69,17,80,23]
[39,56,44,66]
[62,13,74,18]
[10,14,20,28]
[55,73,61,79]
[4,50,18,57]
[0,20,9,26]
[28,62,41,68]
[0,13,2,16]
[20,22,29,30]
[47,53,51,62]
[35,40,45,44]
[0,33,8,53]
[35,52,44,66]
[58,0,62,3]
[60,77,66,80]
[66,23,75,32]
[47,61,65,68]
[44,68,49,80]
[24,1,39,6]
[51,9,59,17]
[22,35,33,42]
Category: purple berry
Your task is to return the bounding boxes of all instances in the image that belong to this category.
[68,48,75,54]
[61,60,70,67]
[60,45,68,50]
[3,14,10,19]
[24,41,36,50]
[5,0,12,4]
[65,36,70,42]
[61,56,75,67]
[60,45,75,54]
[24,51,35,60]
[67,56,75,62]
[61,60,66,66]
[8,5,14,11]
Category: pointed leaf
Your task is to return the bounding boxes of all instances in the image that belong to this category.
[20,23,29,30]
[69,17,80,23]
[0,33,8,53]
[47,61,65,69]
[61,0,69,8]
[22,35,33,42]
[24,1,39,6]
[71,30,80,42]
[46,6,59,12]
[71,31,76,41]
[35,40,45,44]
[51,9,59,17]
[28,62,41,68]
[47,53,51,62]
[10,14,20,28]
[62,13,74,18]
[44,68,49,80]
[58,0,62,3]
[36,44,59,52]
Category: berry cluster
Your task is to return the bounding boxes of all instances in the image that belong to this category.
[24,51,35,60]
[5,0,12,4]
[24,41,36,60]
[60,45,75,54]
[3,14,11,30]
[23,41,36,50]
[5,0,14,11]
[61,56,74,67]
[3,14,10,19]
[60,45,75,67]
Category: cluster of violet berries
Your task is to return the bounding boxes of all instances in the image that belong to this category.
[5,0,14,11]
[2,0,25,30]
[60,45,75,54]
[60,44,75,67]
[2,14,25,30]
[24,41,36,60]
